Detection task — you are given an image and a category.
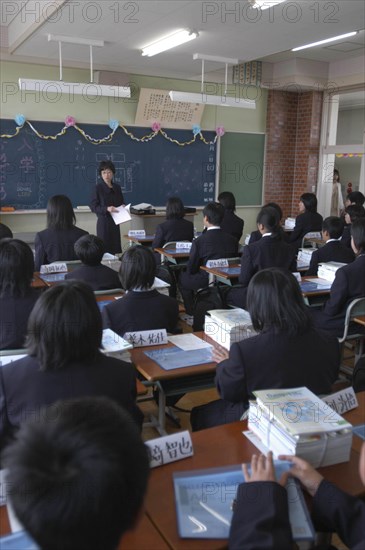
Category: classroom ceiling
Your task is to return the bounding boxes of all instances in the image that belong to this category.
[1,0,364,82]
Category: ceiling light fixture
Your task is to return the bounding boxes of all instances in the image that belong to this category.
[292,31,358,51]
[18,34,131,98]
[141,29,199,57]
[169,54,256,109]
[248,0,287,10]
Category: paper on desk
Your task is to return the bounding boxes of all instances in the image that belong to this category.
[168,334,212,351]
[305,277,331,285]
[110,204,131,225]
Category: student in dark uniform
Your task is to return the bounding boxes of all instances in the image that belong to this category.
[0,222,12,240]
[306,216,354,276]
[227,206,297,308]
[0,281,143,452]
[152,196,194,250]
[341,204,365,248]
[179,202,238,314]
[0,239,40,350]
[34,195,88,270]
[3,397,149,550]
[229,447,365,550]
[190,269,340,431]
[311,218,365,337]
[218,191,244,242]
[65,234,121,290]
[288,193,323,250]
[90,160,124,255]
[102,245,179,336]
[345,190,365,208]
[248,202,284,244]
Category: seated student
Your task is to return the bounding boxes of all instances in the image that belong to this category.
[227,206,297,308]
[306,216,354,276]
[65,234,121,290]
[152,196,194,250]
[2,396,149,550]
[248,202,285,244]
[288,192,323,250]
[179,202,239,314]
[0,222,13,240]
[353,356,365,393]
[218,191,244,242]
[311,218,365,337]
[0,239,40,350]
[190,269,340,431]
[341,204,365,248]
[345,190,365,208]
[35,194,88,270]
[0,281,143,451]
[102,245,179,336]
[229,447,365,550]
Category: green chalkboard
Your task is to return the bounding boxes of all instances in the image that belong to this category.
[219,132,265,205]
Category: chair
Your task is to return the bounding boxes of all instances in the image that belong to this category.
[301,232,322,249]
[338,297,365,378]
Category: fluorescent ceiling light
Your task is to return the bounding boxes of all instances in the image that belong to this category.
[169,91,256,109]
[249,0,286,10]
[292,31,358,51]
[141,29,198,57]
[18,78,131,98]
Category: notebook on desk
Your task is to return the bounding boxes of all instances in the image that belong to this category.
[38,272,67,283]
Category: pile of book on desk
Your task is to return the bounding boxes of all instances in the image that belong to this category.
[284,217,296,230]
[297,248,316,269]
[204,308,256,350]
[248,387,353,467]
[317,261,346,283]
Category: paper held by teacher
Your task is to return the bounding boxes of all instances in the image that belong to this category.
[111,204,132,225]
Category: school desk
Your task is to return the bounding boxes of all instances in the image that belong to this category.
[31,273,48,289]
[200,264,241,286]
[144,399,364,550]
[123,234,155,246]
[0,506,170,550]
[130,332,219,435]
[154,246,190,265]
[300,276,332,307]
[354,315,365,327]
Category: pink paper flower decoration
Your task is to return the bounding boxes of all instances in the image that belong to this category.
[65,116,76,127]
[216,126,225,137]
[151,122,161,132]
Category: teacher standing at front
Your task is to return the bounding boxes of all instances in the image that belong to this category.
[90,160,124,254]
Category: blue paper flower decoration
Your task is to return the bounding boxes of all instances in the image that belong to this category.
[192,124,201,136]
[15,114,26,126]
[109,119,119,131]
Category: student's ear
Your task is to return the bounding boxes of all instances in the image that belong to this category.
[257,223,265,234]
[322,230,329,241]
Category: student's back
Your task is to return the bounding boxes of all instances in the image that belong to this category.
[152,197,194,249]
[218,191,244,242]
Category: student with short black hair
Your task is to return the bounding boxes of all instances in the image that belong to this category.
[90,160,125,254]
[306,216,354,276]
[288,192,323,249]
[0,281,143,450]
[65,234,121,290]
[0,222,12,240]
[345,190,365,207]
[152,196,194,249]
[341,204,365,248]
[102,245,179,336]
[34,194,88,270]
[218,191,244,242]
[2,396,149,550]
[227,206,297,308]
[190,269,340,431]
[0,238,40,350]
[179,202,238,314]
[311,218,365,336]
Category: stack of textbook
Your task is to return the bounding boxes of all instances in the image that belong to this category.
[248,387,352,468]
[297,248,316,269]
[284,217,296,230]
[204,308,256,350]
[317,261,346,282]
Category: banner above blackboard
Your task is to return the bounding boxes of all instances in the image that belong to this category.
[0,120,217,209]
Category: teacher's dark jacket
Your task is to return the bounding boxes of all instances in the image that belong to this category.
[34,226,88,270]
[0,290,40,350]
[90,182,124,254]
[0,352,143,451]
[220,210,244,242]
[288,211,323,249]
[65,264,121,291]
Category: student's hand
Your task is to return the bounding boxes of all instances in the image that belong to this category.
[212,347,229,363]
[107,206,119,213]
[242,452,278,484]
[278,455,323,496]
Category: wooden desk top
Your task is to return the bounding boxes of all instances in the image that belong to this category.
[154,247,190,259]
[31,274,48,289]
[0,506,170,550]
[354,315,365,327]
[124,235,155,244]
[200,264,241,279]
[145,418,363,550]
[300,276,332,297]
[130,332,218,382]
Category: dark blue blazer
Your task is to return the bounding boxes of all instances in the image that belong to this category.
[65,264,121,291]
[102,289,179,336]
[90,182,124,254]
[0,290,40,350]
[306,240,354,276]
[152,218,194,249]
[220,210,244,242]
[288,211,323,249]
[34,226,88,270]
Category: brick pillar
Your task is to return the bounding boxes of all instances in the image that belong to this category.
[264,89,323,218]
